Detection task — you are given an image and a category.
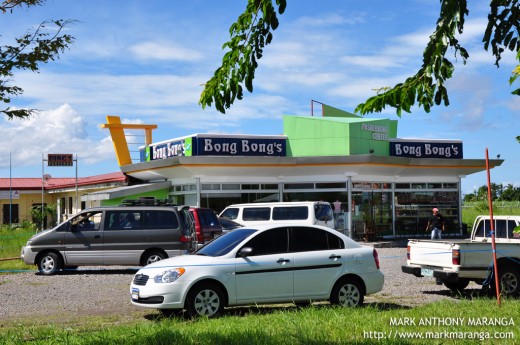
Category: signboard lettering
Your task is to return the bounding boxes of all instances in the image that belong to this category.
[390,141,463,159]
[48,154,74,166]
[195,137,285,156]
[142,136,286,161]
[362,123,389,141]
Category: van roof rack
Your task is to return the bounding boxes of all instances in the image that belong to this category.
[119,198,176,207]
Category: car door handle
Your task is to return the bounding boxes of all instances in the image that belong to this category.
[277,258,290,264]
[94,235,101,239]
[329,254,341,260]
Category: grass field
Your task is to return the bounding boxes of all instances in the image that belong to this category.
[1,299,518,344]
[0,226,35,272]
[461,202,520,227]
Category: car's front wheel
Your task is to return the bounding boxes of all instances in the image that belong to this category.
[330,277,364,307]
[185,283,224,318]
[37,252,63,275]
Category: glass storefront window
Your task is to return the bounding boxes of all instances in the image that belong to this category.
[351,191,393,238]
[222,184,240,190]
[201,184,220,190]
[173,179,461,239]
[395,191,459,237]
[316,182,346,189]
[284,183,314,189]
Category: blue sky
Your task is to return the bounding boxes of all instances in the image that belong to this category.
[1,0,518,195]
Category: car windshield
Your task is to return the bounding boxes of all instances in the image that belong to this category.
[195,228,257,257]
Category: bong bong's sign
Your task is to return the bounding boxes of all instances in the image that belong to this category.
[389,140,463,159]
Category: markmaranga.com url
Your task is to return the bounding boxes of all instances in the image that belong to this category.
[364,330,514,341]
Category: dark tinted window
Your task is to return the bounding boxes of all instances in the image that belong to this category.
[219,217,242,230]
[220,208,239,220]
[197,209,219,227]
[325,230,344,249]
[290,227,344,252]
[105,211,143,230]
[242,227,288,256]
[495,220,507,238]
[474,219,489,237]
[243,207,271,221]
[272,206,308,220]
[196,229,257,257]
[144,210,179,229]
[508,220,517,238]
[315,203,333,221]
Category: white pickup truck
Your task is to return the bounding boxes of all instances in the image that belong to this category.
[402,215,520,295]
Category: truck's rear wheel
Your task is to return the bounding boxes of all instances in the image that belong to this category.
[443,278,470,293]
[494,265,520,296]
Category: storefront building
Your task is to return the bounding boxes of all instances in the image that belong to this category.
[99,104,503,239]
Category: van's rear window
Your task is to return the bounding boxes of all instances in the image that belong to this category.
[272,206,308,220]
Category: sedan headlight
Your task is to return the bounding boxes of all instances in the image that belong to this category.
[154,268,186,283]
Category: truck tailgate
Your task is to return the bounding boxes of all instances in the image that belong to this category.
[408,240,461,268]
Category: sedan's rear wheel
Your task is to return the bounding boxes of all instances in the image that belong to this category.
[330,277,364,307]
[185,283,224,318]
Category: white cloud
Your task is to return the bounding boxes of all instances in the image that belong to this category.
[128,41,203,61]
[295,13,366,27]
[0,104,115,172]
[17,71,207,117]
[340,55,403,70]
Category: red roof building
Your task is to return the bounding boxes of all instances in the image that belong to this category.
[0,172,127,226]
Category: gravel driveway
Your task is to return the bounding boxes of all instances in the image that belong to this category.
[0,247,484,322]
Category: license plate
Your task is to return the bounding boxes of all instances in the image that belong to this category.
[421,268,434,277]
[131,288,139,300]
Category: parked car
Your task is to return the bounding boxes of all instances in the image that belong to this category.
[130,223,384,317]
[21,201,195,275]
[218,217,243,233]
[190,207,222,245]
[219,201,335,229]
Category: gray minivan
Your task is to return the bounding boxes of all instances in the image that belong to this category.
[21,204,195,275]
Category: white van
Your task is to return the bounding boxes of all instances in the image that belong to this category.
[218,201,335,229]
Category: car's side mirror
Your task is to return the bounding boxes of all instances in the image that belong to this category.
[238,247,253,258]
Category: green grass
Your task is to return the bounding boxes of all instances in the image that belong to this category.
[0,225,37,273]
[0,299,518,344]
[461,202,520,231]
